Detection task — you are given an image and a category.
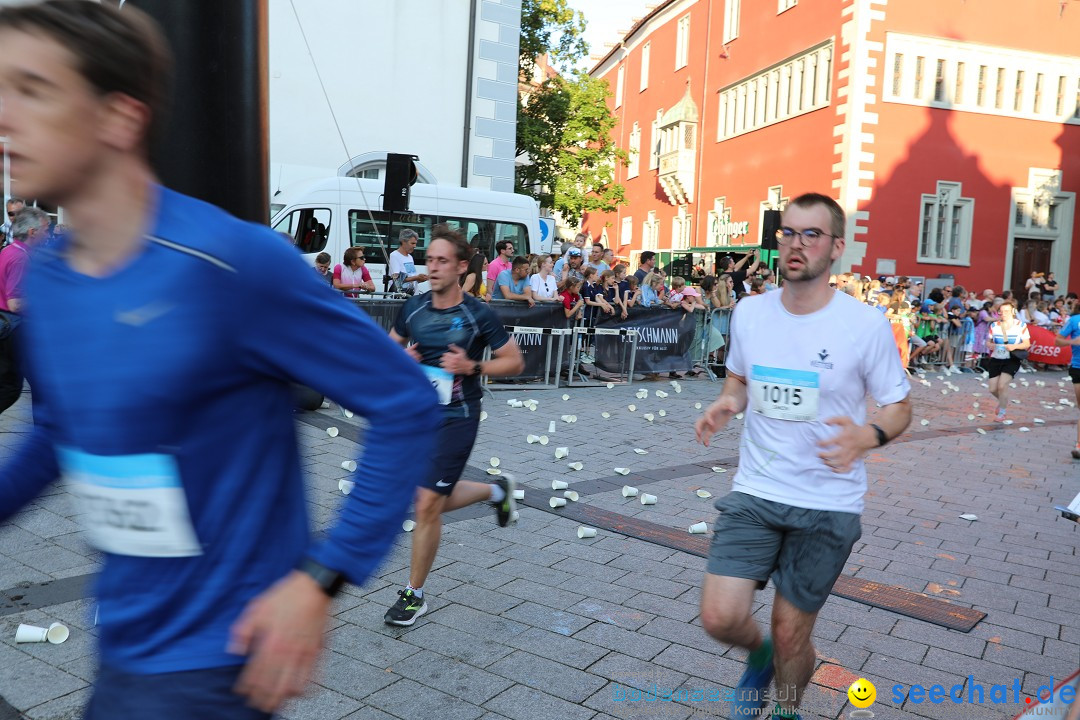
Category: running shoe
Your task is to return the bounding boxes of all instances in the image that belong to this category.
[492,475,517,527]
[731,639,774,717]
[1072,444,1080,460]
[771,707,802,720]
[384,588,427,626]
[995,408,1007,422]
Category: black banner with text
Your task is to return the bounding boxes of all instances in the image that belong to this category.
[593,307,698,374]
[489,301,569,379]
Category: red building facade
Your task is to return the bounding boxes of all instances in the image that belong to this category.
[582,0,1080,298]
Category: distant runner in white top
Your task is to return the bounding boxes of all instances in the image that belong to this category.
[694,193,912,720]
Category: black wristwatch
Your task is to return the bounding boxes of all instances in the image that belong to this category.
[869,423,888,447]
[472,361,483,376]
[297,557,346,598]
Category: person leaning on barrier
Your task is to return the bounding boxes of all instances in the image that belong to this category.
[332,247,374,297]
[492,255,534,306]
[313,252,332,285]
[640,271,665,308]
[459,250,487,300]
[388,229,427,294]
[623,275,640,308]
[528,254,559,303]
[559,275,585,320]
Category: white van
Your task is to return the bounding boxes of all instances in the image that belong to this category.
[270,176,547,292]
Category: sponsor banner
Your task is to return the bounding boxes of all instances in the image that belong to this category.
[490,301,570,379]
[593,307,698,374]
[1027,325,1069,366]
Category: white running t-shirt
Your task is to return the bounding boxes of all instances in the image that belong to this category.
[726,290,911,513]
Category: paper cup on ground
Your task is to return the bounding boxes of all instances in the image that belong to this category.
[512,489,525,500]
[696,489,712,498]
[549,497,567,508]
[341,460,357,473]
[338,479,355,495]
[15,624,48,643]
[511,510,520,522]
[548,421,557,433]
[564,490,579,502]
[527,434,540,444]
[689,522,709,534]
[621,485,638,498]
[639,493,657,505]
[577,526,597,539]
[554,447,569,459]
[614,468,630,476]
[539,435,549,445]
[567,462,583,471]
[402,519,416,532]
[552,479,568,490]
[326,427,339,438]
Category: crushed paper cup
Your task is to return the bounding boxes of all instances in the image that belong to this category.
[552,479,569,490]
[614,468,631,476]
[527,434,541,444]
[656,390,668,398]
[1010,399,1021,404]
[694,402,702,409]
[621,485,639,498]
[326,427,339,438]
[539,435,549,445]
[633,448,648,455]
[480,411,488,421]
[959,513,978,521]
[627,404,636,412]
[549,497,567,508]
[562,394,570,401]
[569,415,578,422]
[567,462,584,471]
[639,493,658,505]
[490,457,500,467]
[920,419,930,426]
[601,412,611,419]
[976,428,987,435]
[561,415,574,423]
[689,522,709,534]
[564,490,579,502]
[941,389,948,395]
[341,460,357,473]
[658,410,667,417]
[674,386,682,393]
[339,479,355,495]
[577,526,597,539]
[1009,383,1017,389]
[548,421,556,432]
[512,489,525,500]
[735,413,744,420]
[402,519,416,532]
[712,467,726,473]
[554,447,569,459]
[967,414,975,421]
[1019,427,1030,432]
[486,468,502,475]
[696,489,712,498]
[508,400,524,408]
[643,413,655,422]
[1003,420,1014,425]
[1034,418,1045,424]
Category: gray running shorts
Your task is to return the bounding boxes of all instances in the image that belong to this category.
[707,491,862,613]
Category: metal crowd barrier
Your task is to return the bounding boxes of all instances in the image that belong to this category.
[351,296,407,333]
[482,325,570,391]
[566,324,639,387]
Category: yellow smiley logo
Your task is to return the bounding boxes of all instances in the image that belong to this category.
[848,678,876,708]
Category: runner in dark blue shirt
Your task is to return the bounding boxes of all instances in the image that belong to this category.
[384,225,524,626]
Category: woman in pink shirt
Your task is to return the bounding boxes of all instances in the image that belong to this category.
[333,247,375,297]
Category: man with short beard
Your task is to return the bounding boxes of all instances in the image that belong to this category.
[695,193,911,720]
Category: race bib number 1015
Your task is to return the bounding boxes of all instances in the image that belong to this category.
[749,365,820,422]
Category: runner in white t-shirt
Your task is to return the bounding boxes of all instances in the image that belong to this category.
[694,193,912,720]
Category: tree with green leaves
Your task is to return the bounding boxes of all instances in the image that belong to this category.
[515,0,629,227]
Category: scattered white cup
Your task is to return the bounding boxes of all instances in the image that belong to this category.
[577,526,597,539]
[339,479,355,495]
[554,447,569,459]
[326,427,339,438]
[696,489,712,498]
[549,497,567,508]
[567,462,583,471]
[614,468,630,476]
[548,421,557,433]
[512,489,525,500]
[564,491,579,502]
[402,520,416,532]
[16,623,68,644]
[621,485,639,497]
[527,434,540,444]
[689,522,709,534]
[639,493,658,505]
[341,460,357,473]
[552,480,569,490]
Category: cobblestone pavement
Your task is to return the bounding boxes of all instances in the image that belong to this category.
[0,367,1078,720]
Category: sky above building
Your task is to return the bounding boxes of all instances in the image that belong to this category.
[572,0,652,70]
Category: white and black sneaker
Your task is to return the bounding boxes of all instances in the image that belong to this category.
[492,475,517,527]
[384,588,428,626]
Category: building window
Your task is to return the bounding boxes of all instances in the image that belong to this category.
[628,123,641,179]
[671,206,691,250]
[1013,70,1024,112]
[892,53,904,96]
[650,109,662,169]
[640,43,650,91]
[1057,75,1066,116]
[676,14,691,70]
[954,61,965,104]
[914,56,925,99]
[615,64,625,108]
[717,42,832,141]
[621,216,633,248]
[917,182,974,265]
[643,211,659,251]
[723,0,739,44]
[778,0,797,12]
[976,65,986,106]
[995,68,1005,109]
[934,59,946,102]
[1033,73,1044,114]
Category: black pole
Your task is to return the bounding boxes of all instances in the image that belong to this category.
[128,0,269,224]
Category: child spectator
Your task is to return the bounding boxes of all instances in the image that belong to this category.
[559,277,585,320]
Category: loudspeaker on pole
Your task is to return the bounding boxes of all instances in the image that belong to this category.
[382,153,419,213]
[761,209,782,251]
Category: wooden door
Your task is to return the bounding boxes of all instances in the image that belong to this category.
[1011,238,1052,300]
